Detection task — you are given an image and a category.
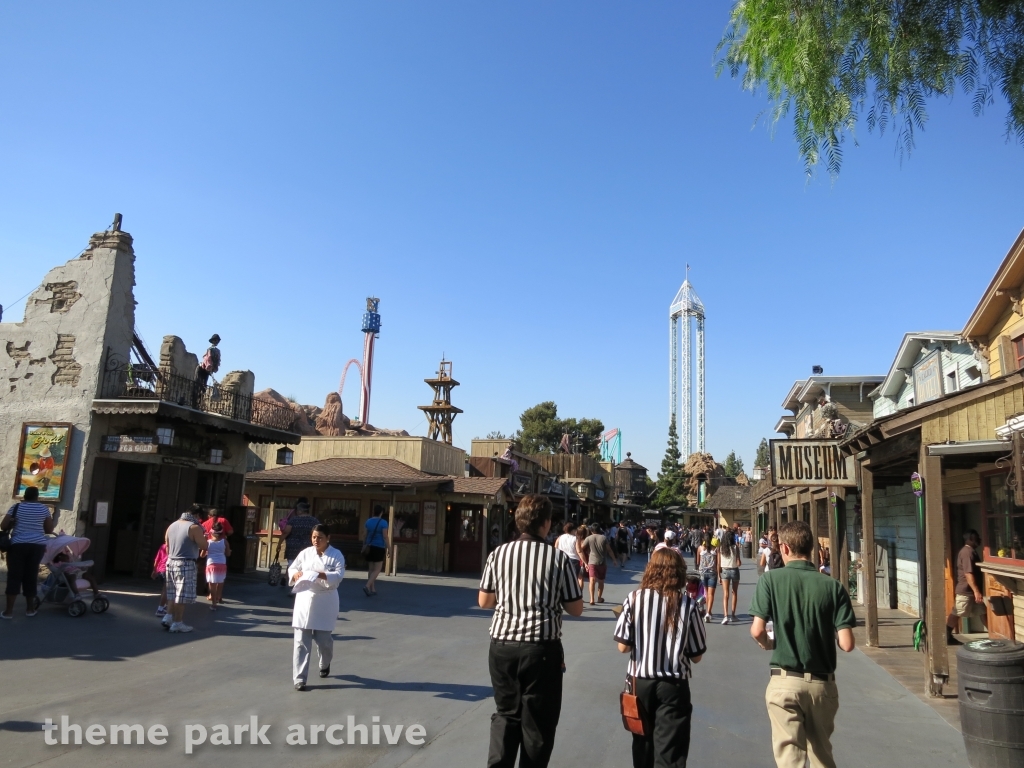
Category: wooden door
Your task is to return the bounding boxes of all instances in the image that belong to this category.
[84,458,119,581]
[449,506,482,572]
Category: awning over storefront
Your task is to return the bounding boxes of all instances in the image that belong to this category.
[93,398,299,445]
[926,440,1007,456]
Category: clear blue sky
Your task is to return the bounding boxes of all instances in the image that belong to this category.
[2,3,1022,475]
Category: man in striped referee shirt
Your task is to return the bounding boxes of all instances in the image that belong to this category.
[478,494,584,768]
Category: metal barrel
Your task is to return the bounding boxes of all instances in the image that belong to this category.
[957,638,1024,767]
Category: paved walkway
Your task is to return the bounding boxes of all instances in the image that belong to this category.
[850,603,982,731]
[0,559,967,767]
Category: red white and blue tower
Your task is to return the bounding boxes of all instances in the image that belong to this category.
[359,297,381,425]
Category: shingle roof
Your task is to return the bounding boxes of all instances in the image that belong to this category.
[246,458,442,486]
[707,485,752,510]
[246,458,508,499]
[446,477,508,496]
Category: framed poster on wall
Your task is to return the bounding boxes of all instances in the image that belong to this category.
[13,423,72,501]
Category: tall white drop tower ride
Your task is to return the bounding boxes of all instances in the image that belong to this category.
[669,268,705,459]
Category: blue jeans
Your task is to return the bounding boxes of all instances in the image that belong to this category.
[700,572,718,589]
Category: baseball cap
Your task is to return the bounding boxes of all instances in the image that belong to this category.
[664,530,677,541]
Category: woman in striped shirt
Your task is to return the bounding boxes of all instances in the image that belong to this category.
[614,548,707,768]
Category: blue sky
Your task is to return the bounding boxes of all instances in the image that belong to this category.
[1,3,1022,475]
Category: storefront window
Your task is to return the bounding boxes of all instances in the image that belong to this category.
[983,474,1024,561]
[315,498,360,538]
[394,501,420,542]
[259,496,298,533]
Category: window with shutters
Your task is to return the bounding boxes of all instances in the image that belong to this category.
[999,335,1020,375]
[1014,334,1024,372]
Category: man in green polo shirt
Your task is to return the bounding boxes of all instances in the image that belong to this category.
[750,520,856,768]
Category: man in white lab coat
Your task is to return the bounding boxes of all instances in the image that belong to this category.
[288,524,345,691]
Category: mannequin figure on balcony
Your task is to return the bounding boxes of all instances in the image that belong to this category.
[192,334,222,408]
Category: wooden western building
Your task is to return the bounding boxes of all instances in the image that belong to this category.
[834,227,1024,698]
[247,436,507,574]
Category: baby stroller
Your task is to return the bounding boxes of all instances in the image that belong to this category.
[685,575,707,617]
[37,535,110,617]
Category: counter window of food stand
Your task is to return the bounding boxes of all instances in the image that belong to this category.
[315,498,360,538]
[981,471,1024,563]
[394,501,420,542]
[258,495,299,534]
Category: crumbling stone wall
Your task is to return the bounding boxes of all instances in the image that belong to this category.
[34,281,81,314]
[49,334,82,386]
[0,227,136,530]
[159,336,199,379]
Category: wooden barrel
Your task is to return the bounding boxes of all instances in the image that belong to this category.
[957,638,1024,767]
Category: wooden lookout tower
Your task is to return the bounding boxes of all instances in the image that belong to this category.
[418,358,463,445]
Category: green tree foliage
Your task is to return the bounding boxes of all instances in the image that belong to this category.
[723,450,745,478]
[717,1,1024,177]
[516,402,605,455]
[485,431,508,440]
[755,437,770,468]
[653,418,690,508]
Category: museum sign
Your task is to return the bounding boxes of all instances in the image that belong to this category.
[769,439,857,487]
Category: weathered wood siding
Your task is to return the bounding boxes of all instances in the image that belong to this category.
[873,482,921,616]
[249,436,466,476]
[920,382,1024,444]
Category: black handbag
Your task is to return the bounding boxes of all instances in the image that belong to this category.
[0,503,19,553]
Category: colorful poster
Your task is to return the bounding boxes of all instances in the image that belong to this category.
[14,423,72,501]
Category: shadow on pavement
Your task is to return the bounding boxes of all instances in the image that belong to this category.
[319,674,493,701]
[0,721,41,733]
[0,573,490,661]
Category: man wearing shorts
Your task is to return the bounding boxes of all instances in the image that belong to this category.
[161,506,207,634]
[582,524,617,605]
[948,529,986,644]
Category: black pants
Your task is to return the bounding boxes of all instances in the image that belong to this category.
[5,543,47,598]
[487,639,563,768]
[632,678,693,768]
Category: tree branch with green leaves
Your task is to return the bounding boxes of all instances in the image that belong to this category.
[717,0,1024,178]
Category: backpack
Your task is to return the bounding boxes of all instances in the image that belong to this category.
[768,550,785,571]
[699,548,716,574]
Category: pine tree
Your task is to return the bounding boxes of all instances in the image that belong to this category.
[654,418,689,508]
[660,417,682,478]
[723,450,744,478]
[754,438,770,468]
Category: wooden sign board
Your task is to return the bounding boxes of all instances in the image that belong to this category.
[422,501,437,536]
[770,439,857,487]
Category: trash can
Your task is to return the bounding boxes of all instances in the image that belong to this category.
[957,638,1024,767]
[742,542,753,560]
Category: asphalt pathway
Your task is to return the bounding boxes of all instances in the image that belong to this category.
[0,557,967,768]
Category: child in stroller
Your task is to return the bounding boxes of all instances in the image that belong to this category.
[685,574,707,618]
[38,535,109,617]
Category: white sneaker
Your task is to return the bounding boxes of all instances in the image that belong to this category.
[161,614,173,627]
[169,622,193,633]
[156,606,167,616]
[703,613,711,623]
[721,616,730,625]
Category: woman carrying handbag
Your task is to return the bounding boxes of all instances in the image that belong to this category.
[614,548,707,768]
[362,505,389,597]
